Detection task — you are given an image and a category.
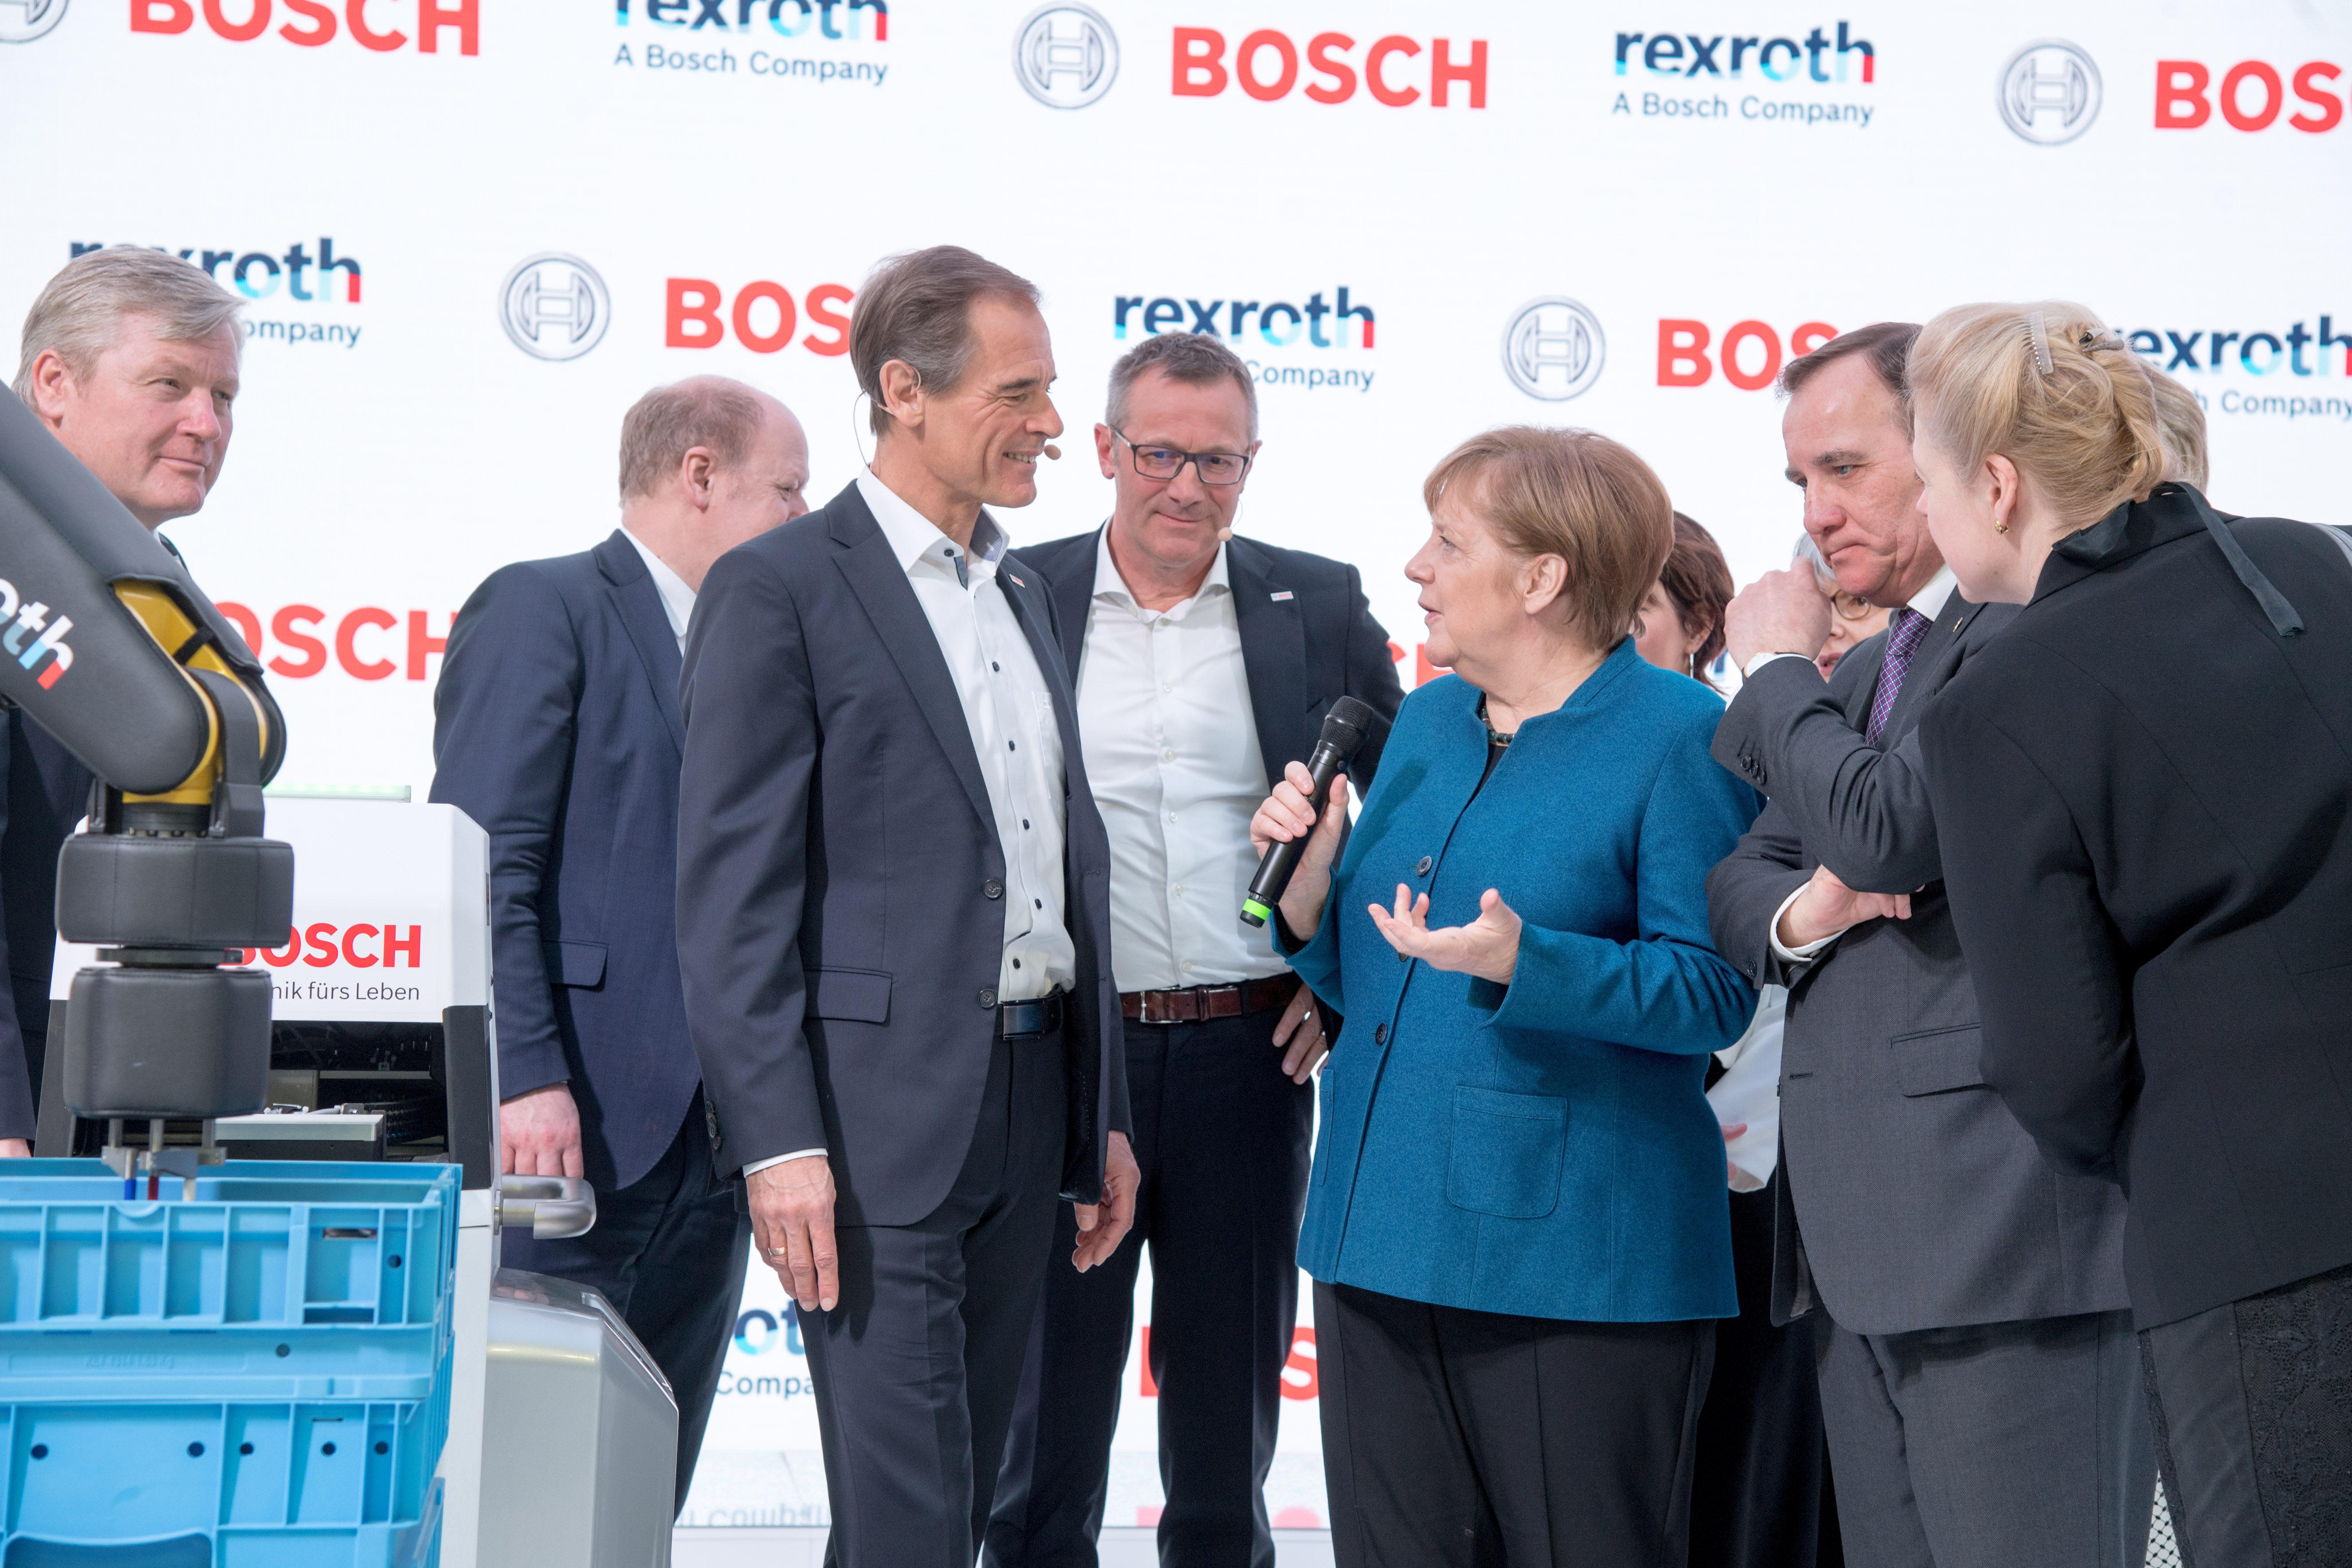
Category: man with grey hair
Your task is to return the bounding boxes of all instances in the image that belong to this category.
[989,331,1401,1568]
[431,374,809,1513]
[0,247,247,1156]
[675,245,1136,1568]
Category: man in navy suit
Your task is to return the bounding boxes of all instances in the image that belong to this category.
[430,375,811,1511]
[675,247,1138,1568]
[989,331,1402,1568]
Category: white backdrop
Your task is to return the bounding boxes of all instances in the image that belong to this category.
[6,0,2350,1531]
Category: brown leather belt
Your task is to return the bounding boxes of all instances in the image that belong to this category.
[1121,975,1300,1025]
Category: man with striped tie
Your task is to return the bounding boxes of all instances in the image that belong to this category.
[1700,325,2156,1568]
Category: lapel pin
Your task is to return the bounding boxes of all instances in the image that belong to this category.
[1009,573,1026,587]
[1270,590,1294,601]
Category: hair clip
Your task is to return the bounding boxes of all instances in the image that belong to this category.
[2027,311,2054,376]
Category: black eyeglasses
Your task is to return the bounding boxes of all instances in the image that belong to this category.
[1111,428,1253,486]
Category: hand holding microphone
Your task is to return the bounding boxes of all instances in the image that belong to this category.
[1245,696,1378,933]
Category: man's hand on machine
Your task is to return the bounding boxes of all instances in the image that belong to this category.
[500,1082,585,1179]
[750,1155,839,1313]
[0,1139,27,1159]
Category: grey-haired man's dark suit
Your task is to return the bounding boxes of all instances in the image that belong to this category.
[1706,595,2154,1568]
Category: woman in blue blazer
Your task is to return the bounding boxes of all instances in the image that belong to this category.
[1253,427,1759,1567]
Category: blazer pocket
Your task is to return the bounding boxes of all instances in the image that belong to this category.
[545,940,607,989]
[1445,1085,1567,1219]
[1890,1025,1985,1096]
[807,967,892,1024]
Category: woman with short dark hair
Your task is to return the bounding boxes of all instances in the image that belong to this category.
[1253,425,1759,1568]
[1633,512,1736,688]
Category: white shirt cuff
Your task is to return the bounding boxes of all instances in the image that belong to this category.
[1743,650,1812,679]
[1769,882,1845,964]
[742,1149,827,1177]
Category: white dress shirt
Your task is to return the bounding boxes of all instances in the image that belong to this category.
[747,473,1079,1178]
[1074,530,1284,993]
[1708,986,1785,1187]
[1764,565,1958,964]
[854,470,1076,1000]
[620,527,695,651]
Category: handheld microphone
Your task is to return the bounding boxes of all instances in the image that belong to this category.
[1241,696,1379,928]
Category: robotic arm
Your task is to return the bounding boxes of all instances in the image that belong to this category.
[0,385,292,1182]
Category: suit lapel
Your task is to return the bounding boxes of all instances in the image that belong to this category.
[1841,632,1889,731]
[593,532,686,755]
[1880,598,1986,743]
[997,538,1085,789]
[1227,540,1307,781]
[1042,530,1096,688]
[829,493,1000,833]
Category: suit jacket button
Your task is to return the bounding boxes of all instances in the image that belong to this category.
[1373,1022,1388,1045]
[984,879,1004,900]
[979,987,998,1010]
[1414,856,1433,877]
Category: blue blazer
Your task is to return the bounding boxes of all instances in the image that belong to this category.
[430,531,702,1192]
[1287,642,1759,1322]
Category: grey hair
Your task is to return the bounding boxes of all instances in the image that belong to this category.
[617,376,769,500]
[14,248,245,402]
[1106,331,1259,440]
[1791,531,1835,587]
[850,246,1041,438]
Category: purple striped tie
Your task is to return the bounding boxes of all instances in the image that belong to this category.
[1865,608,1931,747]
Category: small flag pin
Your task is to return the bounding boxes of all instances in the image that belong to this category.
[1270,590,1294,601]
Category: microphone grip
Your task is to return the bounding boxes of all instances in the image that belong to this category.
[1241,739,1347,928]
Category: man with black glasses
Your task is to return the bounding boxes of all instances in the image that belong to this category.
[989,332,1402,1567]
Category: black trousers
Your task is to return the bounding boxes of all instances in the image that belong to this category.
[502,1084,750,1515]
[988,1010,1312,1568]
[1688,1181,1841,1568]
[1316,1278,1715,1568]
[805,1028,1069,1568]
[2140,1260,2352,1568]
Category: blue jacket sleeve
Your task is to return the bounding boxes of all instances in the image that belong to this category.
[1485,710,1760,1054]
[428,564,582,1101]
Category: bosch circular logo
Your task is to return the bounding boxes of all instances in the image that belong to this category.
[1013,4,1118,109]
[499,254,611,362]
[1998,41,2102,145]
[1501,298,1606,402]
[0,0,68,43]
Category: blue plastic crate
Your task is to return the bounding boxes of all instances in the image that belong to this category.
[0,1160,459,1566]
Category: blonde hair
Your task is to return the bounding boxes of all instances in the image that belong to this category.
[1908,301,2169,531]
[14,248,244,403]
[2146,365,2209,490]
[1421,426,1674,651]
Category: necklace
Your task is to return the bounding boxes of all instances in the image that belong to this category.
[1478,696,1514,748]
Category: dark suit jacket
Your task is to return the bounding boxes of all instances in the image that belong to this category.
[674,482,1127,1227]
[429,531,703,1192]
[1016,526,1404,809]
[0,713,92,1140]
[1920,486,2352,1328]
[1708,593,2130,1335]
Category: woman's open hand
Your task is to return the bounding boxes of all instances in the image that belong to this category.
[1367,885,1522,985]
